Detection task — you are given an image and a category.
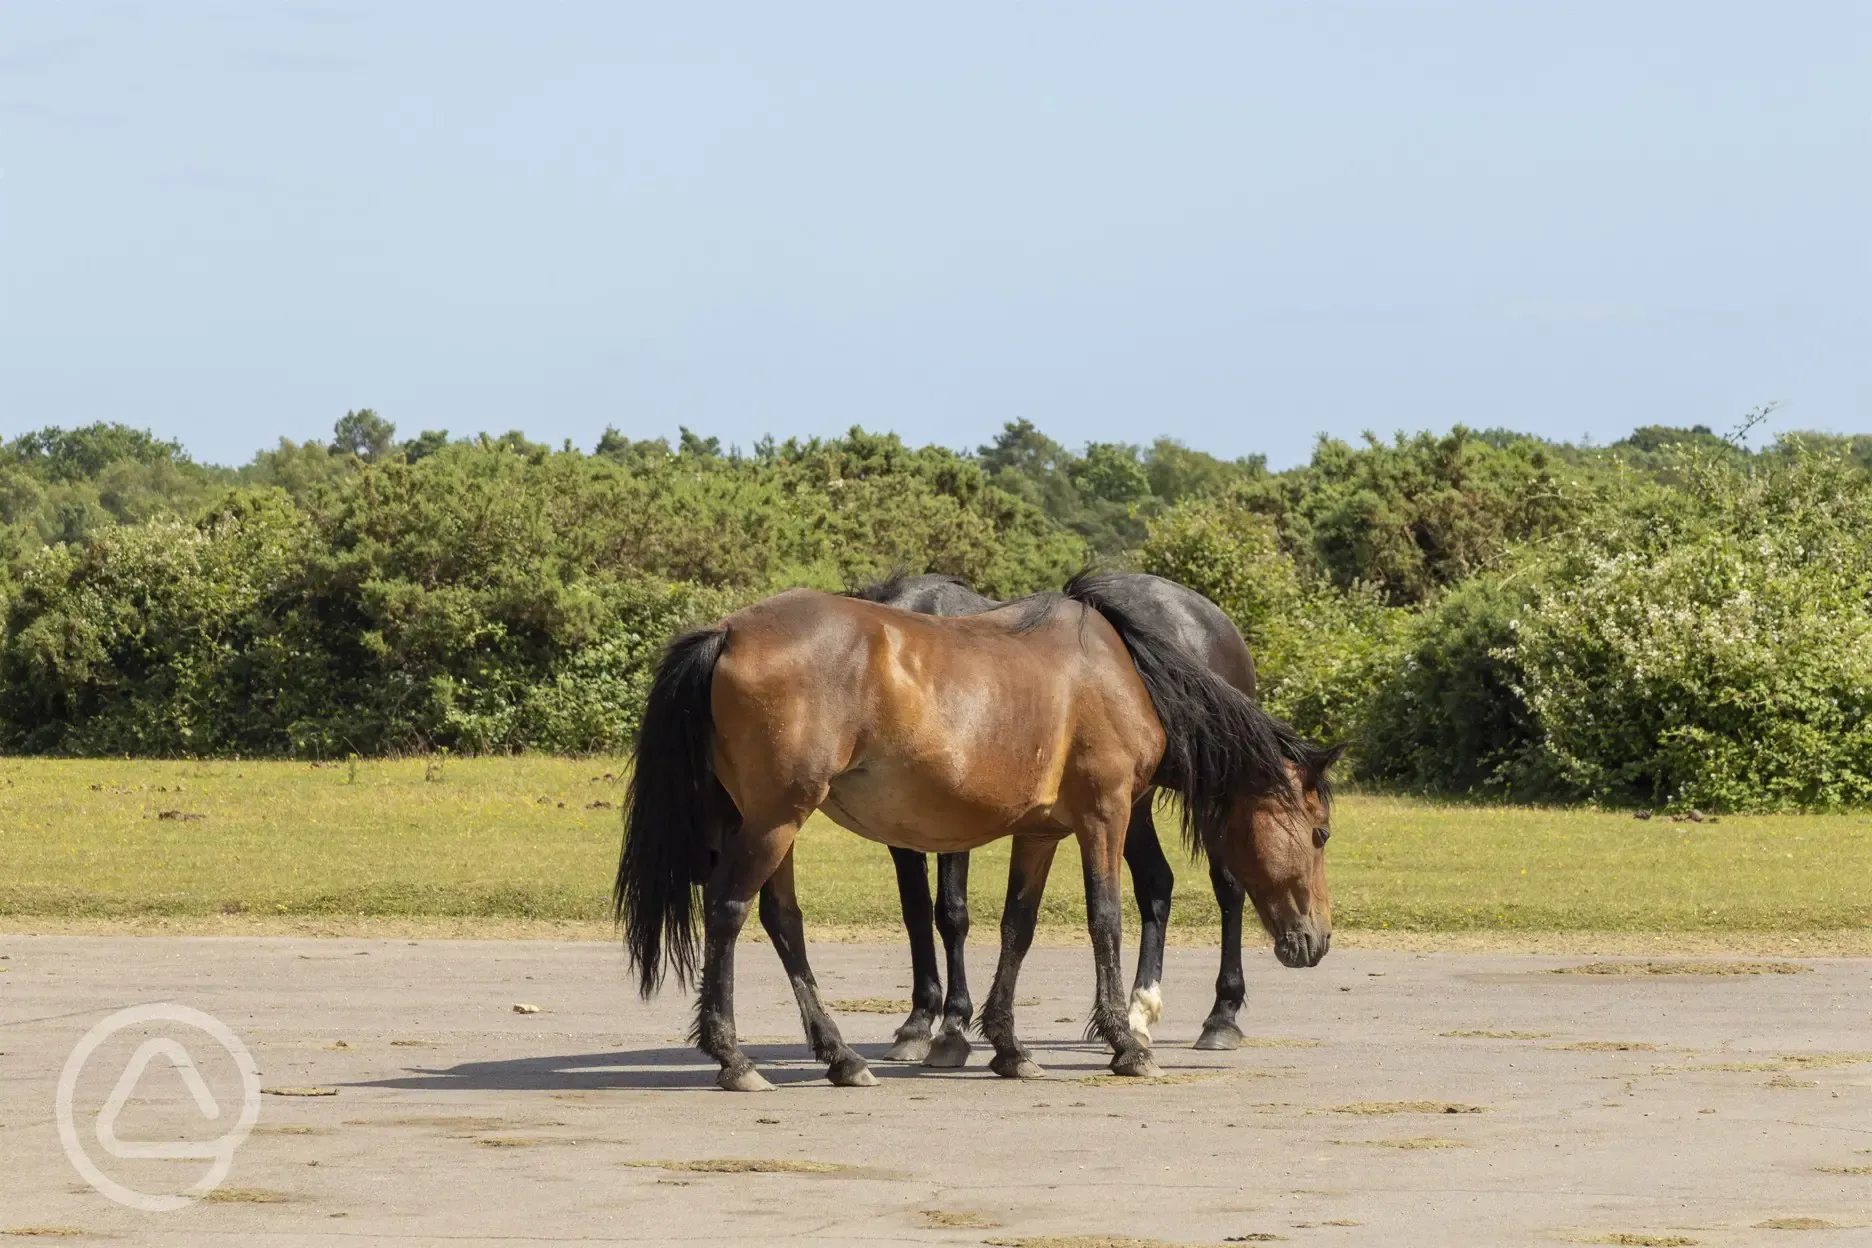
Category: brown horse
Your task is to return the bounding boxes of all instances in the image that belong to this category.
[851,570,1281,1065]
[616,573,1340,1091]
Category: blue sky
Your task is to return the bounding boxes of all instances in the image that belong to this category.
[2,1,1866,468]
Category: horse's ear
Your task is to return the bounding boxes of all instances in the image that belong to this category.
[1307,742,1349,788]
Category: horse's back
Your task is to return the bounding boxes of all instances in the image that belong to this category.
[848,572,998,618]
[707,589,1162,847]
[1087,573,1257,699]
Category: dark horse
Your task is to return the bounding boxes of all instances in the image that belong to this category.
[617,574,1340,1091]
[849,571,1270,1066]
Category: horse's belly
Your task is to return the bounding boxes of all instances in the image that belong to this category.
[821,763,1051,853]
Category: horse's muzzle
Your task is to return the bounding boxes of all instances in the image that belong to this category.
[1274,923,1331,968]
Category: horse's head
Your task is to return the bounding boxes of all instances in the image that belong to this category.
[1222,742,1345,969]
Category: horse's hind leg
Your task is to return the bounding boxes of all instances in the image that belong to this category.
[884,848,941,1063]
[760,847,876,1088]
[695,817,801,1092]
[926,851,974,1068]
[1194,856,1249,1051]
[980,836,1056,1080]
[1122,801,1173,1048]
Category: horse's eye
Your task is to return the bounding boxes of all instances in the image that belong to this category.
[1312,826,1330,849]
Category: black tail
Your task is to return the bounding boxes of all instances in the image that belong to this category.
[616,625,735,998]
[1064,571,1335,857]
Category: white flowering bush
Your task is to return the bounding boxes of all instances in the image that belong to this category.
[1507,451,1872,809]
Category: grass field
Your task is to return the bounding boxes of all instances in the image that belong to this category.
[3,757,1871,940]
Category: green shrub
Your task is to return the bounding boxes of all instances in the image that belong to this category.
[1254,583,1408,753]
[1358,574,1538,795]
[1138,490,1300,649]
[1236,426,1603,604]
[0,495,304,754]
[3,415,1870,817]
[1507,452,1872,809]
[0,428,1081,756]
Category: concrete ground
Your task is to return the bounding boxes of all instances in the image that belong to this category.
[2,936,1869,1247]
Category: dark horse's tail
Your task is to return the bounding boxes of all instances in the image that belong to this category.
[1064,571,1332,857]
[616,625,736,998]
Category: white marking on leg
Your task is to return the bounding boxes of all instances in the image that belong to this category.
[1127,982,1163,1044]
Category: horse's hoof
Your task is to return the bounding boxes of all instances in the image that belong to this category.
[884,1034,933,1063]
[1193,1023,1244,1051]
[990,1053,1047,1080]
[1111,1051,1163,1079]
[828,1056,877,1088]
[718,1067,774,1092]
[924,1030,972,1069]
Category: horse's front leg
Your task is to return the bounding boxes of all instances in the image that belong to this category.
[1121,799,1173,1048]
[926,851,974,1068]
[760,846,875,1087]
[980,835,1056,1080]
[1195,855,1249,1050]
[1086,804,1162,1078]
[695,815,798,1092]
[884,847,943,1062]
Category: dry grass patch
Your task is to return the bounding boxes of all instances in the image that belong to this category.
[345,1114,544,1134]
[1443,1030,1550,1039]
[826,998,912,1013]
[1333,1136,1468,1149]
[920,1210,1001,1229]
[1667,1061,1785,1073]
[1077,1070,1240,1088]
[201,1187,296,1204]
[1780,1053,1872,1069]
[261,1086,337,1097]
[1320,1101,1485,1116]
[988,1239,1279,1248]
[1815,1165,1872,1176]
[1663,1053,1872,1075]
[1555,1041,1665,1052]
[1755,1219,1841,1230]
[475,1136,550,1148]
[1765,1075,1820,1089]
[253,1124,331,1136]
[345,1115,463,1128]
[1551,961,1809,976]
[1584,1236,1697,1247]
[2,1233,84,1240]
[623,1158,853,1174]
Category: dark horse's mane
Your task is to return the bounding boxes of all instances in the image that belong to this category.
[1064,570,1337,861]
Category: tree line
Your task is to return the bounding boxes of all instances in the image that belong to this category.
[3,412,1868,811]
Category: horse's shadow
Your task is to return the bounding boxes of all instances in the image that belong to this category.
[348,1040,1127,1093]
